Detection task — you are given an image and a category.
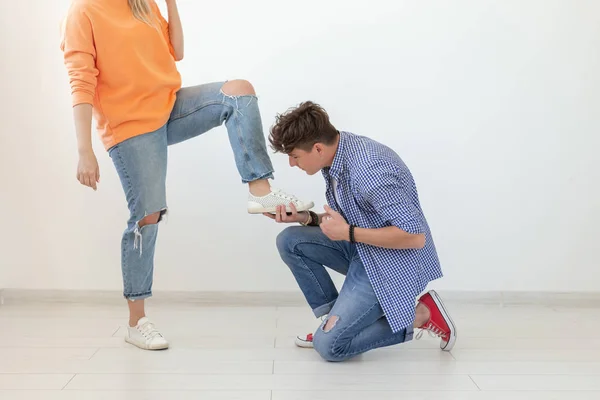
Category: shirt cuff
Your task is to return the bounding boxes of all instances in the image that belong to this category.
[391,218,425,235]
[72,91,94,106]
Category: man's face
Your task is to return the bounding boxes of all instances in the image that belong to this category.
[288,145,324,175]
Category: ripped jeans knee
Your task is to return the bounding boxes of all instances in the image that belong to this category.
[312,315,351,362]
[133,208,167,256]
[322,316,340,333]
[219,80,258,118]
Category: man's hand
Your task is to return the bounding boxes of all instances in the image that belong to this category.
[263,203,310,224]
[320,205,350,241]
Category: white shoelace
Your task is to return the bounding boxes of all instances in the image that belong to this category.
[272,188,299,203]
[138,320,163,341]
[415,322,445,340]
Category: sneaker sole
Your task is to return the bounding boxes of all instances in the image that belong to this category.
[248,201,315,215]
[125,337,169,350]
[427,289,457,351]
[294,337,314,348]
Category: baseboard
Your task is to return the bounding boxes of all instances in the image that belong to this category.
[436,290,600,307]
[0,289,306,307]
[2,289,600,308]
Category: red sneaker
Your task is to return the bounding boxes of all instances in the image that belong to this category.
[295,333,314,348]
[416,290,457,351]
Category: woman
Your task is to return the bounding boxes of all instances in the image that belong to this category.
[60,0,313,350]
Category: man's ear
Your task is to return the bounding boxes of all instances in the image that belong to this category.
[314,143,324,155]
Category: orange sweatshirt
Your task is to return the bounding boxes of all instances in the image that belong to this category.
[60,0,182,150]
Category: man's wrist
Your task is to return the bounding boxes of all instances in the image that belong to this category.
[301,211,320,227]
[310,211,321,226]
[303,212,311,225]
[298,211,310,226]
[349,224,356,243]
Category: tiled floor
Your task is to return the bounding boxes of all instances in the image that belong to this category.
[1,300,599,399]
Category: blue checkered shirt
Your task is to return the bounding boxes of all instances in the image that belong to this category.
[322,131,443,333]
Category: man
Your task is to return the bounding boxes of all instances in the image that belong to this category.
[264,101,456,362]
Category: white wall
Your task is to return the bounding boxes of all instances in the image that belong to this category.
[1,0,598,294]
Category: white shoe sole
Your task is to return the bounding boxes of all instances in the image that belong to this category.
[248,201,315,215]
[125,336,169,350]
[295,336,314,348]
[427,290,457,351]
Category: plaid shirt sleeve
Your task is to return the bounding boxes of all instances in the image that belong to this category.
[358,161,425,235]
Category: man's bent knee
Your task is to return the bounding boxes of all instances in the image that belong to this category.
[221,79,256,96]
[276,226,302,255]
[313,325,347,363]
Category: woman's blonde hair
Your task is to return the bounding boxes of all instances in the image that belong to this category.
[128,0,158,27]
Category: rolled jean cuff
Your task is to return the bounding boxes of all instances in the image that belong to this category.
[405,325,415,341]
[241,171,274,184]
[313,300,336,318]
[124,291,152,301]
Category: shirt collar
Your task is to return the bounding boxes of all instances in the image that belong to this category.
[328,131,347,180]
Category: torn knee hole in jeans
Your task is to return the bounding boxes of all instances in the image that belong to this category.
[322,316,340,333]
[220,91,257,116]
[133,208,167,256]
[220,85,257,117]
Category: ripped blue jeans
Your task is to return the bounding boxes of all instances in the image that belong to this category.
[108,81,274,300]
[276,226,414,362]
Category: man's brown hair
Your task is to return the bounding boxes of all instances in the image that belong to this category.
[269,101,338,154]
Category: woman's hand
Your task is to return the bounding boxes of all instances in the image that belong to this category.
[77,149,100,191]
[263,203,310,224]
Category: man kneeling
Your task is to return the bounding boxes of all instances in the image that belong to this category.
[264,101,457,362]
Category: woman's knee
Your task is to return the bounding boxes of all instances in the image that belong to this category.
[133,208,167,228]
[138,212,161,228]
[221,79,256,96]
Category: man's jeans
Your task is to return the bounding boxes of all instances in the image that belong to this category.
[108,81,274,300]
[276,226,413,361]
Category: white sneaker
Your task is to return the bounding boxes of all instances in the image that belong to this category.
[295,333,314,348]
[125,317,169,350]
[294,315,327,348]
[248,187,314,214]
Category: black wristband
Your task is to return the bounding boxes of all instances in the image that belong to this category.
[349,224,356,243]
[308,211,320,226]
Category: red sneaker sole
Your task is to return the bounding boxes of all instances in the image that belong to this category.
[428,290,457,351]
